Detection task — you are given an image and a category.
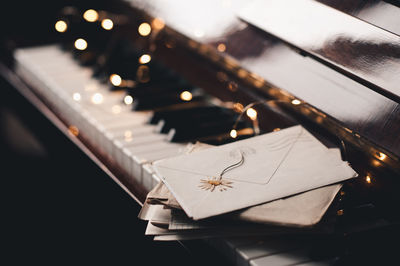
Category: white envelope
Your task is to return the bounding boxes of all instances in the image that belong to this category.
[154,126,357,220]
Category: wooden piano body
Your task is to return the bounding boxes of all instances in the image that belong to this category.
[1,0,399,265]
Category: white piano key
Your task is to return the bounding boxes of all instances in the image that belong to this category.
[101,124,155,157]
[121,148,135,181]
[17,45,61,60]
[132,144,185,182]
[220,237,265,264]
[249,249,311,266]
[151,173,161,188]
[142,164,155,191]
[236,239,299,266]
[113,134,167,167]
[123,142,185,183]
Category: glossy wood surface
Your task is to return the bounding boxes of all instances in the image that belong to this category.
[318,0,400,36]
[125,0,400,169]
[239,0,400,101]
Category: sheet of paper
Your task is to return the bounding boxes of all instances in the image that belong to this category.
[234,184,341,227]
[147,180,341,227]
[147,181,181,209]
[154,126,357,220]
[147,142,214,209]
[151,222,328,241]
[138,202,164,221]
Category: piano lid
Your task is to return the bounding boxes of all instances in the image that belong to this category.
[238,0,400,102]
[125,0,400,172]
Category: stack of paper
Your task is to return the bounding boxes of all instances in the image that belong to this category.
[138,126,357,241]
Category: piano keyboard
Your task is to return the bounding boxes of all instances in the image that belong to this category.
[15,45,170,191]
[13,44,339,266]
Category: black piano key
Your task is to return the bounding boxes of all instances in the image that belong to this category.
[157,107,234,133]
[125,78,190,95]
[108,65,184,91]
[132,93,206,111]
[148,106,222,125]
[201,129,256,145]
[168,119,249,142]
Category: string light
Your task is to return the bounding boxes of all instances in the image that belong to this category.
[180,91,193,101]
[55,20,68,32]
[377,152,386,161]
[101,19,113,30]
[217,43,226,52]
[124,95,133,105]
[291,99,301,105]
[233,103,244,112]
[246,108,257,120]
[139,54,151,64]
[83,9,99,22]
[74,38,87,50]
[109,74,122,86]
[68,125,79,137]
[152,18,165,30]
[229,99,304,142]
[365,175,372,184]
[72,92,81,101]
[230,129,238,139]
[138,22,151,36]
[91,93,103,104]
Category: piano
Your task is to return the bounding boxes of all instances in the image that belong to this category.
[1,0,400,265]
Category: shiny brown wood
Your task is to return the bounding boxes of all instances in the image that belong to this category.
[239,0,400,101]
[124,0,400,174]
[318,0,400,36]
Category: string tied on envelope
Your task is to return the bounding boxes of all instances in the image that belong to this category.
[199,151,244,192]
[219,151,244,180]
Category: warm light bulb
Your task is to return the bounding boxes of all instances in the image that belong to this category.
[72,92,81,101]
[109,74,122,86]
[217,43,226,52]
[180,91,193,101]
[246,108,257,120]
[138,22,151,36]
[74,38,87,50]
[91,93,103,104]
[139,54,151,64]
[230,129,238,138]
[68,125,79,137]
[365,175,372,184]
[101,19,113,30]
[124,95,133,105]
[291,99,301,105]
[55,20,68,33]
[377,152,386,161]
[83,9,98,22]
[152,18,165,30]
